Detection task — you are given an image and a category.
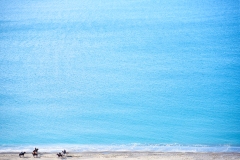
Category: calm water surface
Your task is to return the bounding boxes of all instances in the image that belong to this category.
[0,0,240,152]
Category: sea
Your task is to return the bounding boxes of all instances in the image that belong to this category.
[0,0,240,153]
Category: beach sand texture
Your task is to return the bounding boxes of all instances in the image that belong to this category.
[0,152,239,160]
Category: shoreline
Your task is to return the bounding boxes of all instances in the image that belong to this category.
[1,144,239,152]
[0,152,240,160]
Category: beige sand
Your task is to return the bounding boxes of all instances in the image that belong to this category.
[0,152,240,160]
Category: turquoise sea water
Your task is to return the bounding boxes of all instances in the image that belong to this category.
[0,0,240,152]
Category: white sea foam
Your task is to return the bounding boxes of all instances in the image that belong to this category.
[0,144,239,153]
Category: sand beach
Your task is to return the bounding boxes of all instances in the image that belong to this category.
[0,152,239,160]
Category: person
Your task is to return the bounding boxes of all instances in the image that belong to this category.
[62,149,66,155]
[33,148,38,152]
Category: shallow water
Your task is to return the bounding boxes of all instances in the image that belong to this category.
[0,0,240,152]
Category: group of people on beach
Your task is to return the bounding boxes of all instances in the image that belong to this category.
[19,148,67,158]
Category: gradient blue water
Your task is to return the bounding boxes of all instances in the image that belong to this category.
[0,0,240,152]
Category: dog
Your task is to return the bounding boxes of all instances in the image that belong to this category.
[19,152,26,158]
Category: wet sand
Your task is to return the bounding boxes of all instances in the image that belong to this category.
[0,152,239,160]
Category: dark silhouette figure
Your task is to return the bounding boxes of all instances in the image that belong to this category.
[57,152,63,157]
[19,152,26,158]
[32,151,38,158]
[33,148,38,152]
[32,148,39,158]
[62,150,66,155]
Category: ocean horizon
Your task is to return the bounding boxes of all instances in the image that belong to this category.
[0,0,240,153]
